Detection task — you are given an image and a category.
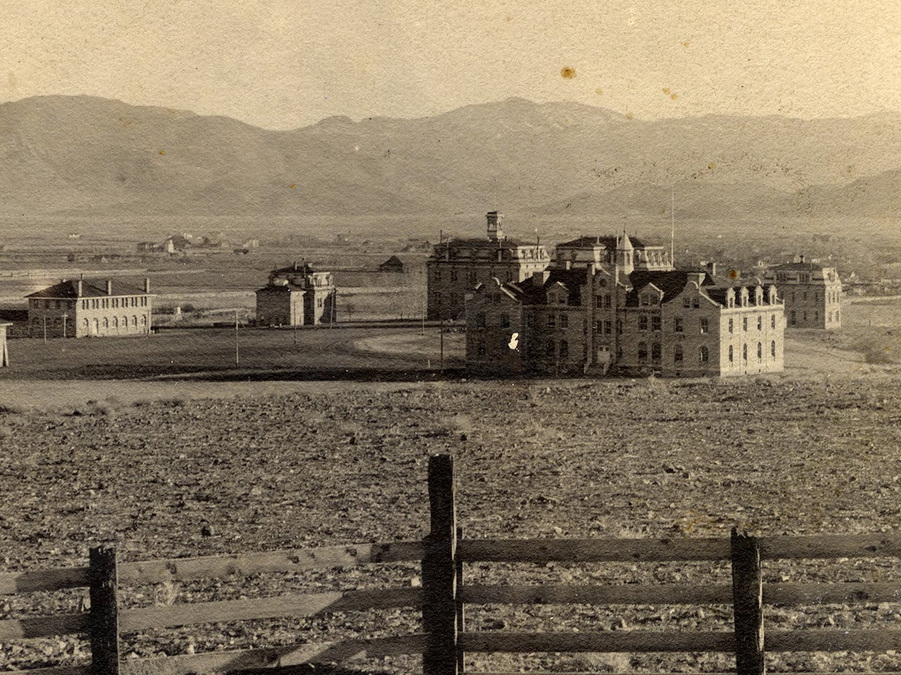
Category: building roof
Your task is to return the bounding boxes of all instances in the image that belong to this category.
[556,235,656,250]
[379,255,404,269]
[626,270,714,306]
[270,261,319,276]
[767,261,829,272]
[515,268,586,306]
[26,279,150,299]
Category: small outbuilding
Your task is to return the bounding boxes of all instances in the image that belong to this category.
[378,255,405,273]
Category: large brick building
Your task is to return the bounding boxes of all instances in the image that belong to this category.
[26,278,153,338]
[466,235,785,377]
[427,212,550,320]
[255,262,336,327]
[759,256,842,329]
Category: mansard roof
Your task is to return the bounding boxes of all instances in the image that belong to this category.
[515,268,586,306]
[556,235,654,249]
[26,279,149,299]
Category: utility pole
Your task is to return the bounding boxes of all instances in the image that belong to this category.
[234,310,240,366]
[43,316,47,343]
[439,319,444,374]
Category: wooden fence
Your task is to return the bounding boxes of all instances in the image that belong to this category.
[4,454,901,674]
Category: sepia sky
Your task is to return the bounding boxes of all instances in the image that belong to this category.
[2,0,899,129]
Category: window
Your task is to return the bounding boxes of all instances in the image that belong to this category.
[790,310,796,325]
[476,313,486,328]
[604,320,612,334]
[757,342,762,361]
[682,296,691,308]
[651,316,661,331]
[596,295,604,308]
[728,345,734,363]
[102,318,109,329]
[674,317,684,333]
[546,340,555,357]
[771,340,776,357]
[771,315,776,329]
[692,297,700,309]
[559,340,569,358]
[450,270,458,282]
[501,313,510,328]
[638,342,648,362]
[140,315,147,326]
[743,344,748,362]
[743,317,748,331]
[132,316,138,327]
[757,316,762,330]
[604,295,612,309]
[595,321,603,334]
[728,318,733,334]
[560,313,568,329]
[699,346,709,363]
[700,318,709,334]
[651,343,661,362]
[639,315,648,331]
[547,315,556,328]
[616,320,623,334]
[674,344,683,362]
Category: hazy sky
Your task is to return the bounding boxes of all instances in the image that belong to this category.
[2,0,899,129]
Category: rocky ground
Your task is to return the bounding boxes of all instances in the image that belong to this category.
[3,367,901,672]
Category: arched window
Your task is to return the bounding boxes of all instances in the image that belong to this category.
[651,343,661,362]
[559,340,569,358]
[674,344,683,362]
[757,342,762,361]
[743,344,748,362]
[771,340,776,358]
[132,315,138,327]
[728,345,734,363]
[140,315,147,326]
[698,346,709,363]
[112,317,118,329]
[637,342,648,361]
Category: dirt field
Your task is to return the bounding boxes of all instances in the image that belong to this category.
[3,311,901,672]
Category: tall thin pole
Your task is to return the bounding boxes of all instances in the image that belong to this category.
[439,319,444,374]
[671,185,675,267]
[234,310,239,366]
[43,316,47,343]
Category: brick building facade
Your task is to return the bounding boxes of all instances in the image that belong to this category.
[255,262,337,327]
[467,235,785,378]
[760,257,842,329]
[427,212,550,320]
[26,278,153,338]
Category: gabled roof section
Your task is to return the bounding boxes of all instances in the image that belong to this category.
[626,270,714,306]
[27,279,149,299]
[514,268,585,306]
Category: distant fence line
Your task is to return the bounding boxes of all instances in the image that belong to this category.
[4,455,901,674]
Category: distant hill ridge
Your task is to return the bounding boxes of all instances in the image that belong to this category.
[1,95,899,220]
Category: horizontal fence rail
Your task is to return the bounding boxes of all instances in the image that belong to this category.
[6,454,901,675]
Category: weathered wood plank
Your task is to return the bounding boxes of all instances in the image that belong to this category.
[0,612,90,639]
[0,567,91,595]
[766,629,901,652]
[118,586,422,631]
[117,634,428,675]
[1,666,92,675]
[458,538,732,563]
[758,533,901,560]
[117,541,424,585]
[459,583,732,606]
[765,582,901,605]
[458,631,735,653]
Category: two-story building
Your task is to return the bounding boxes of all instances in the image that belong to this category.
[759,256,842,329]
[427,212,550,320]
[255,262,337,327]
[26,278,153,338]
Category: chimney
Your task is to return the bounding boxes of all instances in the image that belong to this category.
[77,279,83,296]
[706,261,717,277]
[144,278,151,294]
[799,254,806,264]
[532,269,550,286]
[106,279,113,295]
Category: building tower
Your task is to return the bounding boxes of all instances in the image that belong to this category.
[486,211,504,242]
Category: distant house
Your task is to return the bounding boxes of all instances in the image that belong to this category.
[760,256,842,329]
[255,262,337,327]
[378,256,405,273]
[25,278,153,338]
[0,322,10,366]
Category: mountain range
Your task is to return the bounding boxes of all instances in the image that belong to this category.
[1,95,899,222]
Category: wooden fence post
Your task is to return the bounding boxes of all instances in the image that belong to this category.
[89,545,120,675]
[456,525,465,674]
[422,454,458,675]
[731,528,765,675]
